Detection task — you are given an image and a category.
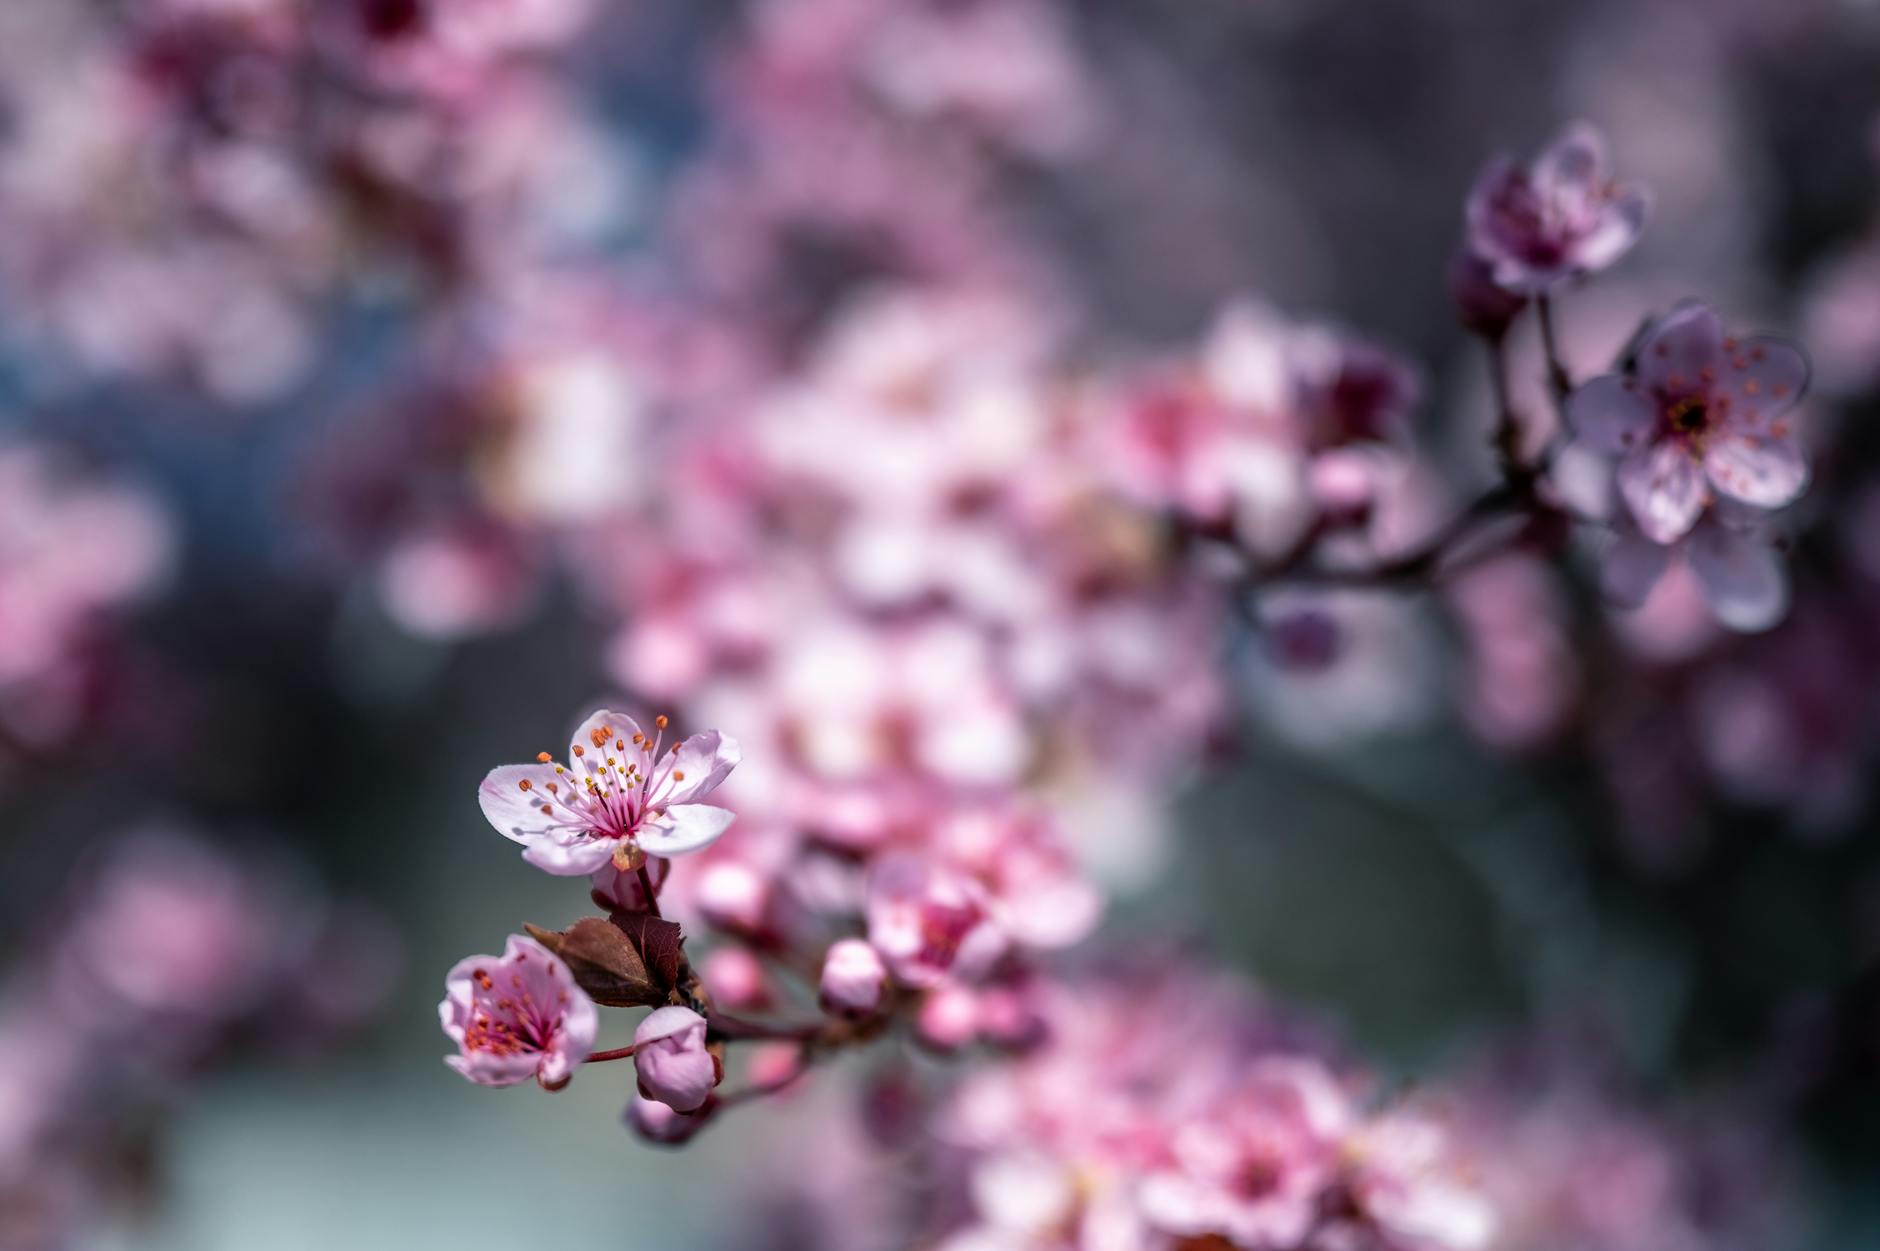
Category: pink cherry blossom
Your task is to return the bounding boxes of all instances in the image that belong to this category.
[1567,301,1810,544]
[866,853,1006,989]
[1344,1111,1497,1251]
[819,938,887,1018]
[1465,122,1649,293]
[634,1005,719,1112]
[479,709,741,875]
[439,934,598,1090]
[1138,1057,1353,1248]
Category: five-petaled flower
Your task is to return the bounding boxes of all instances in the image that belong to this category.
[479,709,742,876]
[1568,301,1810,545]
[1465,122,1648,294]
[440,934,598,1089]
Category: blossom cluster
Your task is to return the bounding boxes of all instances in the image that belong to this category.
[0,0,1857,1245]
[0,443,173,751]
[0,831,392,1245]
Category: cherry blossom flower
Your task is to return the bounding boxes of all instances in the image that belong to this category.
[440,934,598,1089]
[1566,301,1810,544]
[479,709,741,875]
[634,1006,719,1112]
[865,854,1006,988]
[1465,122,1649,293]
[1138,1058,1353,1248]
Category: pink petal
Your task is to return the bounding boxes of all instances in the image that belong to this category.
[638,803,736,856]
[1703,434,1807,509]
[1534,121,1607,196]
[1572,185,1649,272]
[1719,335,1809,424]
[1688,522,1788,632]
[1617,442,1707,543]
[1637,302,1724,396]
[1565,375,1656,454]
[567,709,646,776]
[1600,531,1671,608]
[662,730,741,805]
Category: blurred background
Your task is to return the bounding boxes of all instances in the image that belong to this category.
[4,1,1880,1248]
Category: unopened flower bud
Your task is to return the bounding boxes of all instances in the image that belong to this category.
[915,983,981,1053]
[1447,247,1526,338]
[696,861,770,936]
[819,938,887,1018]
[624,1094,714,1146]
[634,1006,719,1112]
[700,947,772,1011]
[746,1042,805,1092]
[1308,450,1378,529]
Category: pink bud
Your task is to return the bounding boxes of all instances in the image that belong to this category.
[624,1094,713,1146]
[1308,450,1378,528]
[700,947,771,1011]
[746,1041,805,1092]
[696,861,770,936]
[976,985,1049,1052]
[915,983,981,1052]
[634,1006,719,1112]
[589,857,670,912]
[819,939,887,1018]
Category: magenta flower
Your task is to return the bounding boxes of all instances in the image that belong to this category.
[634,1006,720,1113]
[819,938,888,1018]
[440,935,598,1090]
[1465,122,1648,293]
[479,709,741,876]
[1567,302,1810,544]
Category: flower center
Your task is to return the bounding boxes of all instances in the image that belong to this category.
[1667,395,1708,435]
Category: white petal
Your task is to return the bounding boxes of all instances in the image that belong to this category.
[1565,374,1656,454]
[639,804,736,856]
[519,833,618,876]
[1600,531,1671,608]
[1704,434,1807,509]
[662,731,741,805]
[567,709,646,779]
[1688,522,1789,632]
[1638,301,1724,395]
[1617,442,1707,544]
[477,764,574,843]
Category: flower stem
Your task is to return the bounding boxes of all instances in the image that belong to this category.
[1535,294,1572,398]
[637,865,662,918]
[705,1010,824,1043]
[586,1044,640,1064]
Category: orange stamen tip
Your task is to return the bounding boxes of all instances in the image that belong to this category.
[536,752,553,763]
[672,771,686,781]
[517,779,533,791]
[655,715,669,729]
